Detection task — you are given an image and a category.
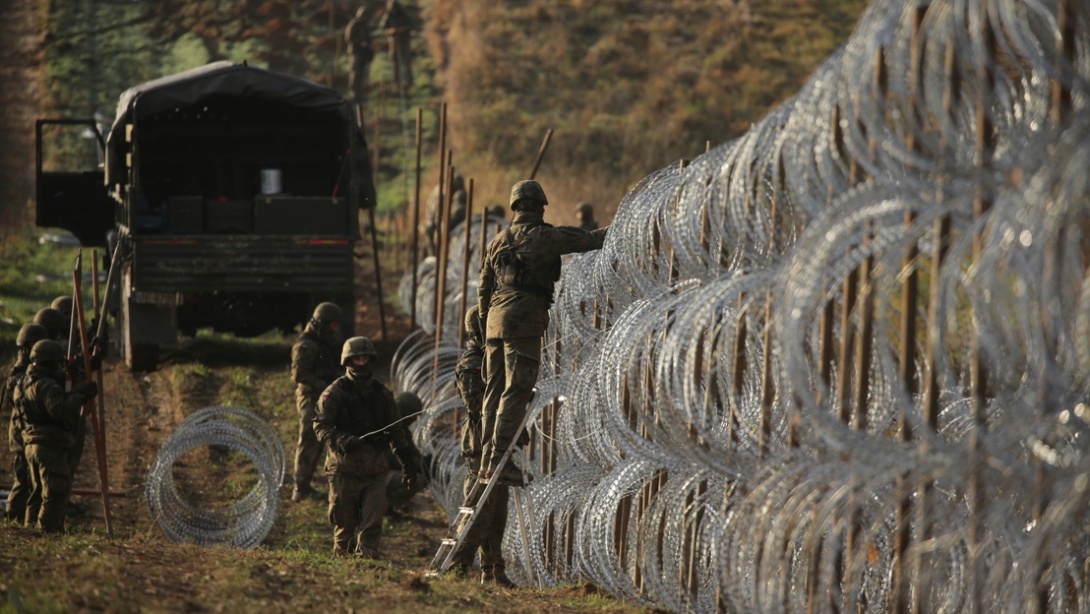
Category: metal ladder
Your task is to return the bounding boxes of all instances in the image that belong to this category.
[426,391,538,576]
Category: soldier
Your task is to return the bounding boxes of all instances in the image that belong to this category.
[477,180,607,486]
[36,304,90,496]
[33,308,67,345]
[345,7,375,105]
[14,340,98,532]
[314,336,420,557]
[575,202,599,231]
[383,390,427,515]
[423,174,465,256]
[451,305,515,586]
[3,324,50,522]
[290,302,345,502]
[379,0,420,90]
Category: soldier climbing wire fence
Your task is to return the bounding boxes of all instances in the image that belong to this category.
[394,0,1090,611]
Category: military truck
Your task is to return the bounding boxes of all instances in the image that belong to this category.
[36,62,375,370]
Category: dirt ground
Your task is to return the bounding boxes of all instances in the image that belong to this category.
[0,293,651,613]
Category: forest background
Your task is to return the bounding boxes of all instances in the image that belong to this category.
[0,0,866,234]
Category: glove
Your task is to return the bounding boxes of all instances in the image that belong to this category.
[402,470,417,490]
[76,381,98,399]
[89,353,103,372]
[343,436,364,452]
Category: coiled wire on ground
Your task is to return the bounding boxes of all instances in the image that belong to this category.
[145,406,285,549]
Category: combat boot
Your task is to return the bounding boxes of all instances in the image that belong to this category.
[292,485,326,502]
[494,461,530,488]
[482,566,516,588]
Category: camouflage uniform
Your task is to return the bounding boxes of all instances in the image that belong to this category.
[36,305,89,484]
[379,0,420,89]
[345,7,375,103]
[290,304,343,499]
[4,324,50,522]
[477,181,607,483]
[14,341,97,532]
[423,174,465,255]
[384,391,427,515]
[451,306,513,584]
[575,202,599,232]
[315,337,418,557]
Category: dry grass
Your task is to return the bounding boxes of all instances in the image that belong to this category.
[421,0,868,224]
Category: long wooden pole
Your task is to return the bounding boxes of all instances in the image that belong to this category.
[435,162,455,347]
[369,87,388,342]
[73,252,113,536]
[529,128,553,180]
[457,178,474,348]
[410,108,423,327]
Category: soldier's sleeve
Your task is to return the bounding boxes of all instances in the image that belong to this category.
[383,388,418,472]
[35,380,85,422]
[477,245,496,326]
[550,224,608,257]
[314,384,354,454]
[291,342,326,392]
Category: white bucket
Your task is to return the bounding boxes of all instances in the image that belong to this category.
[260,169,282,195]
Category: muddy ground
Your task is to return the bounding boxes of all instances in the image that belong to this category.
[0,296,651,613]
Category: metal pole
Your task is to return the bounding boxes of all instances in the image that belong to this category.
[73,253,113,536]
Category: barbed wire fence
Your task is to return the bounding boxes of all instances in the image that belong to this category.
[394,0,1090,611]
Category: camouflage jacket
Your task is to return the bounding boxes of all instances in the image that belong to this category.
[454,330,485,417]
[478,210,607,339]
[4,355,30,453]
[14,365,90,449]
[291,326,341,398]
[314,375,414,478]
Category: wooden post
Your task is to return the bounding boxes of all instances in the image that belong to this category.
[410,108,423,327]
[967,19,996,614]
[435,161,454,348]
[529,128,553,180]
[759,293,774,456]
[457,179,474,348]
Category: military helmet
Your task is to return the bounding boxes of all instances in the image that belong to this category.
[312,302,343,324]
[488,204,505,219]
[575,202,595,216]
[33,308,67,338]
[509,180,548,209]
[341,336,378,365]
[17,323,49,349]
[30,339,65,367]
[452,174,465,192]
[465,304,482,338]
[395,391,423,417]
[51,296,73,315]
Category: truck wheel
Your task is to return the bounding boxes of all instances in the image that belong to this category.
[128,343,159,372]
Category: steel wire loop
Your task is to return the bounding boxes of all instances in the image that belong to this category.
[145,406,285,549]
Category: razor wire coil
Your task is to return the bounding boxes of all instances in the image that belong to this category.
[145,406,285,549]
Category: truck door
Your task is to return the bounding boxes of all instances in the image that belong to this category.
[36,119,116,247]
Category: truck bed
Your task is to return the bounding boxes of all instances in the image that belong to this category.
[131,234,354,293]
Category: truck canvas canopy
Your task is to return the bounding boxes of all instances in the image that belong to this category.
[104,61,375,218]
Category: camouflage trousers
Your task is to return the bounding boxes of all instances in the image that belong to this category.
[25,443,71,533]
[480,337,540,469]
[5,449,30,522]
[452,463,509,576]
[328,473,387,557]
[294,391,325,489]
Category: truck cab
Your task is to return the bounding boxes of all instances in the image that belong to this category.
[37,62,375,370]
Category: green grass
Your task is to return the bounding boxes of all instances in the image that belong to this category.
[0,233,100,353]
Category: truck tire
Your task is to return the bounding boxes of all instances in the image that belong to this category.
[120,264,174,372]
[128,343,159,372]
